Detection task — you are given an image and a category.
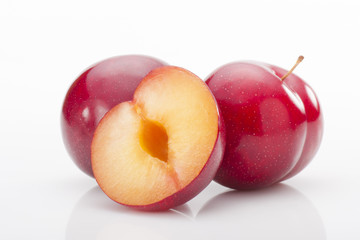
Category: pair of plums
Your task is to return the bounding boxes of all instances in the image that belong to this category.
[61,55,323,211]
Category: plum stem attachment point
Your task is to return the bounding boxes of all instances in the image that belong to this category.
[281,56,304,81]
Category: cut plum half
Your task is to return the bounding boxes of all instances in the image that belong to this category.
[91,66,225,211]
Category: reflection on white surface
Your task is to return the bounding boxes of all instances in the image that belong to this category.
[196,184,326,240]
[67,183,325,240]
[66,187,193,240]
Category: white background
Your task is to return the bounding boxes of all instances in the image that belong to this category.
[1,0,359,239]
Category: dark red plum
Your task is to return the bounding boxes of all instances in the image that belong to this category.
[61,55,166,177]
[206,57,323,189]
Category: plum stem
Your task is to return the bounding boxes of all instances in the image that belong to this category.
[281,56,304,81]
